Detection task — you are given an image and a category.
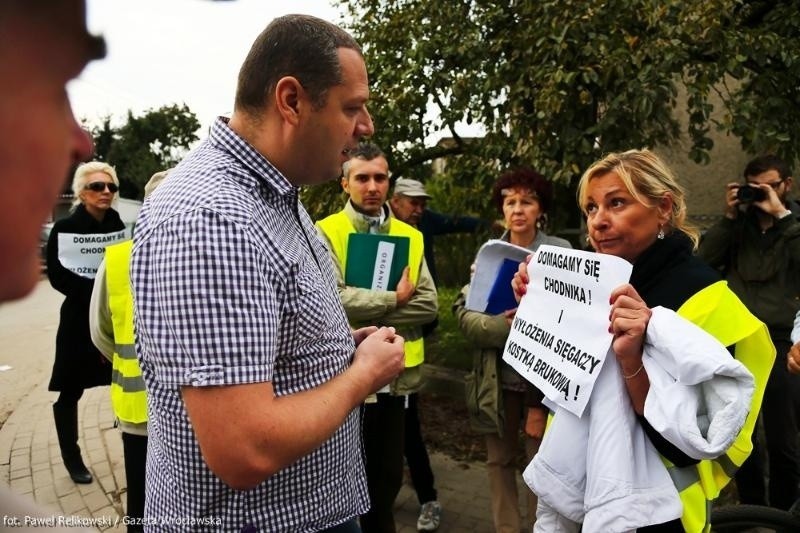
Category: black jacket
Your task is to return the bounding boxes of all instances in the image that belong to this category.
[47,204,125,391]
[631,232,721,470]
[698,200,800,337]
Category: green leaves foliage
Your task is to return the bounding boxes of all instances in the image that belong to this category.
[86,104,200,199]
[336,0,800,194]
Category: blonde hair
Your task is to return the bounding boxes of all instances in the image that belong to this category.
[71,161,119,208]
[577,149,700,249]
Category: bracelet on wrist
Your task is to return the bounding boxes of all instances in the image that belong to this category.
[623,363,645,380]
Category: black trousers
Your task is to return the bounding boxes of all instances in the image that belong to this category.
[122,433,147,533]
[734,336,800,510]
[404,393,437,505]
[360,394,405,533]
[54,388,84,409]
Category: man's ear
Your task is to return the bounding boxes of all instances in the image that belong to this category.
[785,176,793,193]
[341,176,350,194]
[274,76,304,126]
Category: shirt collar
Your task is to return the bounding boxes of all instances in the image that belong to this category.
[344,201,390,233]
[208,116,296,197]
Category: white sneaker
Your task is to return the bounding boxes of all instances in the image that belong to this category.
[417,500,442,531]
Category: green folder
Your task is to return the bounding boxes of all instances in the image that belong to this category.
[345,233,410,290]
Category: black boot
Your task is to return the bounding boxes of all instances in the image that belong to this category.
[53,403,93,484]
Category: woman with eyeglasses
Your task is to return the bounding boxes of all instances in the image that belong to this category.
[46,161,126,484]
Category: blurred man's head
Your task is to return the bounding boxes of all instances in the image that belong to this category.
[390,178,431,227]
[341,143,389,217]
[0,0,105,302]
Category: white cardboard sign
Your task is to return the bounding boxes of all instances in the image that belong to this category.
[501,245,632,417]
[57,229,130,279]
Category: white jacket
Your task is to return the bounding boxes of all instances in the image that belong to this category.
[525,307,754,533]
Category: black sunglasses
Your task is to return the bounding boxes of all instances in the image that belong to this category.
[85,181,119,193]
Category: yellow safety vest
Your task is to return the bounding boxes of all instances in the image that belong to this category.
[317,210,425,367]
[105,240,148,424]
[670,280,774,532]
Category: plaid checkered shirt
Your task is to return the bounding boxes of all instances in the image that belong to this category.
[131,117,368,532]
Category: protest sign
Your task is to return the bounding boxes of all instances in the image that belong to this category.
[58,229,130,279]
[501,245,632,417]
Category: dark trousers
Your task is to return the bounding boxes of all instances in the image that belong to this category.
[734,336,800,510]
[122,433,147,533]
[54,388,84,410]
[360,394,405,533]
[53,389,85,460]
[404,393,437,505]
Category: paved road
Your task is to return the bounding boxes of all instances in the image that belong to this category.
[0,280,510,531]
[0,279,62,428]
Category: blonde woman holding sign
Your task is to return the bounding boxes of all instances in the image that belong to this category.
[46,161,126,484]
[513,149,773,532]
[453,167,571,533]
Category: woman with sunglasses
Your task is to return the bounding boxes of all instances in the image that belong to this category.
[46,161,126,484]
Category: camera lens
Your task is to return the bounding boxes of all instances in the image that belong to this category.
[736,185,766,203]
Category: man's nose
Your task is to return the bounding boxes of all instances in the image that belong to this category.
[357,108,375,137]
[71,120,94,165]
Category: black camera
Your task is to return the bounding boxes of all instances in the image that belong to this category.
[736,185,767,203]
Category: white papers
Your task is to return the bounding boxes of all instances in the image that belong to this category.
[502,245,632,417]
[465,239,532,312]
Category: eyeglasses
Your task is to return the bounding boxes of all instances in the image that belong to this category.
[84,181,119,193]
[747,178,786,191]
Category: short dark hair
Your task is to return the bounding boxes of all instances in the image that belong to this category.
[342,142,385,178]
[744,154,792,181]
[234,14,361,114]
[491,167,553,215]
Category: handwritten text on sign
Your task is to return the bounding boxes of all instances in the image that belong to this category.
[501,245,632,417]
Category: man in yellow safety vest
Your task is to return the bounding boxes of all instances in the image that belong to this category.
[317,142,438,533]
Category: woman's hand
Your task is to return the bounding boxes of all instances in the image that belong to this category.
[788,342,800,375]
[511,254,533,303]
[609,283,651,372]
[503,308,517,327]
[525,406,547,439]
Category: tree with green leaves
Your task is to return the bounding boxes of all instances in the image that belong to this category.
[311,0,799,230]
[87,104,200,199]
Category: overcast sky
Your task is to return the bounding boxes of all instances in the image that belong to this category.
[69,0,480,147]
[69,0,342,134]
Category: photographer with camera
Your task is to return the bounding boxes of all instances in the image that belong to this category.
[698,154,800,510]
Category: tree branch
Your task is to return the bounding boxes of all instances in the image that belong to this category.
[393,144,466,178]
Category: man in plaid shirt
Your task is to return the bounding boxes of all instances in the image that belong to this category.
[131,15,404,532]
